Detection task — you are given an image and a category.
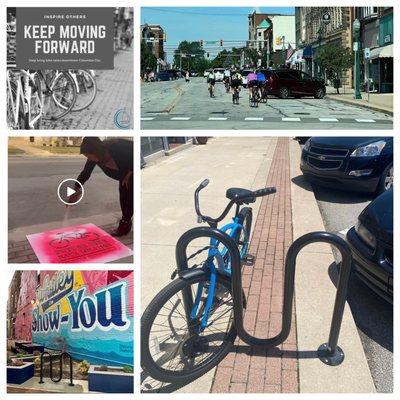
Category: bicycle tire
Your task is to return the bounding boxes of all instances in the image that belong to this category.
[30,72,43,129]
[233,207,252,258]
[141,274,236,384]
[42,71,77,121]
[72,70,97,112]
[7,80,25,129]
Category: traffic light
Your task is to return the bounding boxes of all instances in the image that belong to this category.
[275,36,282,45]
[207,52,210,58]
[200,39,204,47]
[220,39,223,46]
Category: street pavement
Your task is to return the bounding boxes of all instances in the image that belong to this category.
[292,137,392,393]
[141,77,392,130]
[41,47,133,130]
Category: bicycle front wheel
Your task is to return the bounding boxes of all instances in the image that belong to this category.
[72,70,97,112]
[42,71,77,120]
[141,274,236,384]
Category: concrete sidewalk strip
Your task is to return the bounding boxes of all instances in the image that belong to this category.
[289,139,375,393]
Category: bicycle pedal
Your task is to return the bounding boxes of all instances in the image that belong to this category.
[243,254,255,266]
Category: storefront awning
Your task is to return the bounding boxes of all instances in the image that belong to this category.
[370,44,393,59]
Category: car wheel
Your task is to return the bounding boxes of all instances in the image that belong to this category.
[376,163,393,194]
[314,88,325,99]
[279,87,289,99]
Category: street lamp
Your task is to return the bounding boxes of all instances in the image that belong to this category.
[353,18,362,99]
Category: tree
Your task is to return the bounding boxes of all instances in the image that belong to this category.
[141,40,157,74]
[173,41,210,73]
[315,44,353,93]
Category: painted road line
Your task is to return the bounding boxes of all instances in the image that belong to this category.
[208,117,227,121]
[355,119,376,123]
[282,117,301,122]
[245,117,264,121]
[141,117,155,121]
[319,118,339,122]
[170,117,191,121]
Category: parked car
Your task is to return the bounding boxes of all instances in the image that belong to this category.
[190,70,199,77]
[203,69,211,78]
[165,69,179,80]
[155,71,172,81]
[241,69,253,87]
[213,68,225,82]
[346,188,393,303]
[300,137,393,194]
[267,69,326,99]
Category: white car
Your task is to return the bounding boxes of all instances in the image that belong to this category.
[203,70,210,78]
[213,68,225,82]
[241,70,253,87]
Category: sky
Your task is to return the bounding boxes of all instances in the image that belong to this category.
[141,7,295,62]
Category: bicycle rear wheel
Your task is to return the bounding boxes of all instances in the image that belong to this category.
[72,70,97,112]
[233,207,252,258]
[42,71,77,120]
[141,274,236,384]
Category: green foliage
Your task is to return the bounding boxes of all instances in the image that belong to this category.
[123,365,134,373]
[212,47,242,68]
[173,41,211,72]
[77,360,90,375]
[141,40,157,73]
[16,353,25,358]
[315,44,353,80]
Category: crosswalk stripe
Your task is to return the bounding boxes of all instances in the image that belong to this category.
[208,117,227,121]
[282,117,301,122]
[170,117,191,120]
[319,118,339,122]
[245,117,264,121]
[355,118,375,122]
[141,117,154,121]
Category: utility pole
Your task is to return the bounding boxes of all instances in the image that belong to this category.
[353,18,362,99]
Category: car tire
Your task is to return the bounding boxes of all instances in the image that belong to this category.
[376,163,393,194]
[314,88,325,99]
[279,87,289,99]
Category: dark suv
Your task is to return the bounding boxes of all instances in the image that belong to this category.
[265,69,326,99]
[300,137,393,194]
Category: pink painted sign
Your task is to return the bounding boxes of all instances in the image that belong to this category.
[26,223,133,264]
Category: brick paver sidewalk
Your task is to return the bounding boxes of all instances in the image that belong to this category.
[42,47,133,130]
[211,137,298,393]
[8,223,133,263]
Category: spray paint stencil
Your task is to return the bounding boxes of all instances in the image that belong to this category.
[27,223,133,264]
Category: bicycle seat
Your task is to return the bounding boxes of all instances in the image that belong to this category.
[226,188,256,204]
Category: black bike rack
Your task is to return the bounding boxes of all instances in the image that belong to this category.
[39,351,74,386]
[176,227,352,366]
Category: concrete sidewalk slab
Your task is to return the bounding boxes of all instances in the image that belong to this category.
[289,139,375,392]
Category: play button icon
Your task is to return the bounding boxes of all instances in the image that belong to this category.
[57,179,84,205]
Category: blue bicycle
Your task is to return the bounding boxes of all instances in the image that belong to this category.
[141,179,276,383]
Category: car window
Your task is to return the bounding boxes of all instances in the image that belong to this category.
[276,70,297,80]
[300,72,312,81]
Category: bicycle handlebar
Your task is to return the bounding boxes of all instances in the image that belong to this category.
[194,179,276,226]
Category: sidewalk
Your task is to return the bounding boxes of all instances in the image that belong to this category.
[211,138,297,393]
[325,85,393,115]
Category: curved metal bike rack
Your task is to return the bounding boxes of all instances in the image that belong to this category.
[39,351,74,386]
[176,227,352,366]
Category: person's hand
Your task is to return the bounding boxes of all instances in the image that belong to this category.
[122,171,133,188]
[66,188,82,206]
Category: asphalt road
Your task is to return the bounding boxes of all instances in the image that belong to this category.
[141,77,393,130]
[8,156,120,230]
[311,181,393,392]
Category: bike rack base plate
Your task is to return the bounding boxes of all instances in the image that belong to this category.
[317,343,345,366]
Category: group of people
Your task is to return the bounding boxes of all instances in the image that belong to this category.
[206,67,269,103]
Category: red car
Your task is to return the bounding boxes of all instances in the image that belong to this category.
[261,69,326,99]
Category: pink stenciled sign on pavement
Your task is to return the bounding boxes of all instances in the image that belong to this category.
[27,223,133,264]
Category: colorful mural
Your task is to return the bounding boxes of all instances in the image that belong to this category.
[14,270,134,367]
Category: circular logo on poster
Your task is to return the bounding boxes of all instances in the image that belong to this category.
[114,108,131,129]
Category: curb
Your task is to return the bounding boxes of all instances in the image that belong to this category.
[289,139,376,393]
[325,95,393,116]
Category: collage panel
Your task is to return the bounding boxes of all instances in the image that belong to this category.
[140,6,392,130]
[7,269,134,393]
[140,135,393,393]
[8,136,134,265]
[7,6,133,130]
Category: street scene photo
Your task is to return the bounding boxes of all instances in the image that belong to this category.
[140,136,392,393]
[8,137,133,264]
[7,270,134,393]
[7,7,133,130]
[141,7,393,129]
